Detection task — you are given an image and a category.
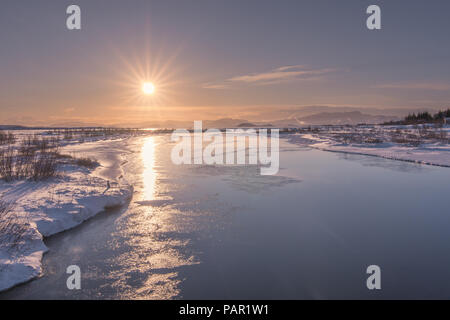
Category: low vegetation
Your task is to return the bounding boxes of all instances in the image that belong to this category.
[0,201,29,254]
[47,128,145,141]
[0,131,16,145]
[0,146,59,181]
[0,133,98,181]
[299,123,448,147]
[74,157,99,168]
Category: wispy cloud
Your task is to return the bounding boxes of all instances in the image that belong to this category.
[229,65,336,85]
[203,65,337,89]
[201,83,230,89]
[374,82,450,91]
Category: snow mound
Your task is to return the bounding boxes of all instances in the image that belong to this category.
[0,167,133,292]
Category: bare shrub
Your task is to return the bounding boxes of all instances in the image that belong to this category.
[30,152,58,181]
[0,146,15,182]
[54,153,73,160]
[55,153,98,169]
[22,134,58,153]
[63,130,73,140]
[74,157,98,169]
[364,137,383,144]
[0,201,30,254]
[0,131,16,145]
[438,129,448,143]
[0,142,59,181]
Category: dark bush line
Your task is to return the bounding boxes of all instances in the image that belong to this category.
[385,108,450,125]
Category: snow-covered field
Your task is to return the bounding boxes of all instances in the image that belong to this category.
[286,124,450,167]
[0,132,135,292]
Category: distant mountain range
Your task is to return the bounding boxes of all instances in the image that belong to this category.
[2,105,435,128]
[159,111,398,128]
[114,106,418,128]
[293,111,398,125]
[0,125,30,130]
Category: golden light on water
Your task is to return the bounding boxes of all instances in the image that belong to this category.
[142,137,156,200]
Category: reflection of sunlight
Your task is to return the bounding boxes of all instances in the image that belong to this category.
[142,137,157,200]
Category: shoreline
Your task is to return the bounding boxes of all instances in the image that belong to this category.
[0,182,133,293]
[310,145,450,168]
[0,137,136,293]
[286,133,450,169]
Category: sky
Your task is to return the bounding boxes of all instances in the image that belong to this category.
[1,0,450,126]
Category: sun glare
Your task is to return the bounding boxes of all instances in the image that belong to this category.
[113,44,181,108]
[142,82,155,95]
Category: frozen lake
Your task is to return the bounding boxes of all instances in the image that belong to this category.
[1,135,450,299]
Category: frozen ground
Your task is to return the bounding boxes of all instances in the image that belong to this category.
[0,135,134,292]
[286,124,450,167]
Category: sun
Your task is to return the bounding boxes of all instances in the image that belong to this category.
[142,82,155,95]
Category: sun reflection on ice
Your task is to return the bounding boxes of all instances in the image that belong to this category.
[142,137,157,200]
[104,136,201,299]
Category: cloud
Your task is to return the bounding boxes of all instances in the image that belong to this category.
[229,65,336,85]
[203,65,337,89]
[275,65,306,71]
[374,82,450,91]
[201,83,230,90]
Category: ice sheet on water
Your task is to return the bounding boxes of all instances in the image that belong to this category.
[190,164,301,193]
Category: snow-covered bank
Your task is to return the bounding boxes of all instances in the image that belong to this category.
[0,137,134,292]
[287,131,450,167]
